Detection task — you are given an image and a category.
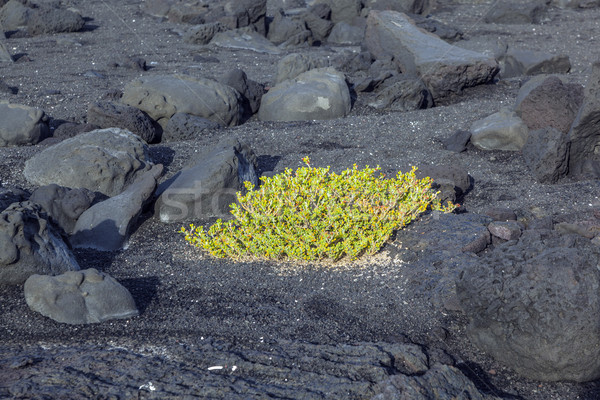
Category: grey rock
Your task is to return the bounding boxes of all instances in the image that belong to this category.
[184,22,227,45]
[275,52,330,84]
[0,0,30,31]
[503,48,571,78]
[24,268,138,324]
[156,139,258,222]
[417,162,471,204]
[70,165,162,251]
[277,27,313,48]
[373,364,502,400]
[442,130,471,153]
[0,101,50,146]
[515,76,584,134]
[315,0,362,23]
[327,21,364,45]
[210,28,282,54]
[301,9,333,41]
[121,74,243,128]
[488,220,522,241]
[166,2,206,24]
[567,61,600,179]
[0,201,80,286]
[470,109,529,151]
[87,101,160,144]
[163,112,222,142]
[52,122,98,140]
[24,128,154,197]
[259,67,351,121]
[456,229,600,382]
[218,68,264,116]
[220,0,267,35]
[267,9,307,45]
[364,11,498,101]
[0,185,28,213]
[27,6,85,36]
[30,184,97,235]
[368,77,432,111]
[522,127,570,184]
[484,1,547,24]
[366,0,434,15]
[307,2,331,19]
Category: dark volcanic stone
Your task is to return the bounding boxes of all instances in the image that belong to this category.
[163,112,222,142]
[27,6,85,35]
[522,127,570,184]
[516,76,583,134]
[30,184,97,234]
[87,101,160,144]
[456,229,600,382]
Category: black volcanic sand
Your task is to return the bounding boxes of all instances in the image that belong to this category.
[1,1,600,399]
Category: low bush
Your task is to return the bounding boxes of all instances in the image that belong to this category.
[180,157,457,261]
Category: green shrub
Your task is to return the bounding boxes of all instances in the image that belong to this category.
[180,157,457,261]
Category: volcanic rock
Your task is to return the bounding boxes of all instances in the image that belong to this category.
[24,268,138,324]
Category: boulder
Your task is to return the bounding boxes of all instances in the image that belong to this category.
[275,53,330,84]
[87,101,160,144]
[487,220,522,241]
[327,21,364,45]
[442,130,471,153]
[368,77,432,111]
[30,184,98,235]
[522,127,570,184]
[70,165,163,251]
[503,49,571,78]
[258,67,351,121]
[155,139,258,222]
[315,0,362,23]
[301,9,334,42]
[0,101,50,146]
[121,74,243,128]
[515,76,584,134]
[456,229,600,382]
[27,6,85,35]
[184,22,227,45]
[0,201,80,286]
[24,128,154,197]
[364,11,498,101]
[567,61,600,179]
[0,0,30,31]
[163,113,222,142]
[267,9,307,45]
[24,268,138,325]
[218,69,264,116]
[470,109,529,151]
[484,1,547,24]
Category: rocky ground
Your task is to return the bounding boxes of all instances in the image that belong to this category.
[1,0,600,399]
